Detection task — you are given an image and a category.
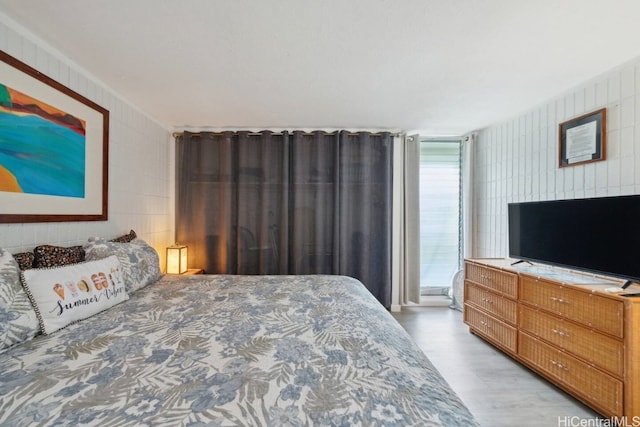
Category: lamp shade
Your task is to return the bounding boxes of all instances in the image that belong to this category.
[166,244,188,274]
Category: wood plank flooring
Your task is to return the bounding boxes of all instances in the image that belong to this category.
[391,306,602,427]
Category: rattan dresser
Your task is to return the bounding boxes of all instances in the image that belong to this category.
[464,258,640,419]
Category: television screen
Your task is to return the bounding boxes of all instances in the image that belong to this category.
[508,195,640,283]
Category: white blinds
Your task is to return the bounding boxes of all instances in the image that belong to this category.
[419,139,461,289]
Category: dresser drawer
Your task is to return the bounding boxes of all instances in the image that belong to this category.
[465,262,518,298]
[520,276,623,338]
[519,332,623,417]
[465,282,517,325]
[464,304,517,353]
[519,305,624,377]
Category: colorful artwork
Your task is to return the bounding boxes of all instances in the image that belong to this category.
[0,82,86,198]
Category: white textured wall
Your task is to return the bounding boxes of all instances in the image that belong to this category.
[0,15,173,265]
[474,56,640,258]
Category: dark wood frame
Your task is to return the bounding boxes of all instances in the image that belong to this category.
[558,108,606,168]
[0,50,109,223]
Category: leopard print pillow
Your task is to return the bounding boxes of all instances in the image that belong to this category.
[33,245,85,268]
[13,252,35,271]
[110,229,137,243]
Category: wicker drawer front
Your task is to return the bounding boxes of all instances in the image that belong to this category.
[519,305,624,377]
[520,277,623,338]
[464,304,517,353]
[465,282,517,325]
[465,262,518,298]
[519,332,623,416]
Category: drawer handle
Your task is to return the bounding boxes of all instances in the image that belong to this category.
[550,359,569,371]
[481,298,493,304]
[479,320,490,328]
[550,296,569,304]
[551,328,570,338]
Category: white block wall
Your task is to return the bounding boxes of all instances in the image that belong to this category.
[473,55,640,258]
[0,14,174,265]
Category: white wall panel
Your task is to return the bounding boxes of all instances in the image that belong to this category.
[474,55,640,258]
[0,16,173,267]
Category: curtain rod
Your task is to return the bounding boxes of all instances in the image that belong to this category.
[172,130,403,138]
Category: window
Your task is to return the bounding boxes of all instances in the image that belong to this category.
[419,139,461,295]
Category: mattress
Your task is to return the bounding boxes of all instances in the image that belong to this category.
[0,274,479,426]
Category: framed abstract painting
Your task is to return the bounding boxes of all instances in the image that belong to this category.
[0,50,109,223]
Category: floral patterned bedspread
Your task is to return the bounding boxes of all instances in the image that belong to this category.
[0,274,479,426]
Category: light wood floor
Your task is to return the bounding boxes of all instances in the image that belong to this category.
[391,306,601,427]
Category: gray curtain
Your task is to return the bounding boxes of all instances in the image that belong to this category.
[176,130,393,308]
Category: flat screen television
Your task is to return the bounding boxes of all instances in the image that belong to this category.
[508,195,640,284]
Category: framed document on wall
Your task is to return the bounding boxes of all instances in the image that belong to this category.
[558,108,606,168]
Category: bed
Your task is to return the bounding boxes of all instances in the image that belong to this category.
[0,235,479,426]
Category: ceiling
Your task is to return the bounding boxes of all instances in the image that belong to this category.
[2,0,640,136]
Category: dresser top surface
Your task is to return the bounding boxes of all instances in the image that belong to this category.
[466,258,640,300]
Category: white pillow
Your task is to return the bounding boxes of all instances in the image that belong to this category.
[20,256,129,335]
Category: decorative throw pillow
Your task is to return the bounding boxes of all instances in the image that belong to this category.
[13,252,35,270]
[84,238,162,294]
[33,245,85,268]
[20,256,128,335]
[0,249,40,352]
[110,229,137,243]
